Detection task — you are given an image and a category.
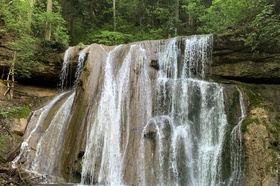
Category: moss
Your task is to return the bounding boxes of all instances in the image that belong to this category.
[0,134,9,147]
[16,106,31,118]
[23,97,34,106]
[246,89,263,108]
[241,118,257,133]
[234,83,263,110]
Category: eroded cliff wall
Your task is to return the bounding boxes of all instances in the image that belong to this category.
[1,33,280,185]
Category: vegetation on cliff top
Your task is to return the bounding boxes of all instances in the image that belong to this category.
[0,0,279,78]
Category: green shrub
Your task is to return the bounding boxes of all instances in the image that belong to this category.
[0,102,31,119]
[88,30,132,46]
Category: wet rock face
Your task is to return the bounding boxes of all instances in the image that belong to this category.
[2,33,279,186]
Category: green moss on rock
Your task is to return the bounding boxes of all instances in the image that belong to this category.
[242,119,255,133]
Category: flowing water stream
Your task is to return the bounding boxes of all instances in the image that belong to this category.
[14,35,245,186]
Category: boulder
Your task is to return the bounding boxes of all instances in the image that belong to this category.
[10,118,28,136]
[0,135,22,163]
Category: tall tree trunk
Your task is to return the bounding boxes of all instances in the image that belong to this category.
[45,0,53,40]
[175,0,179,20]
[27,0,34,32]
[174,0,179,36]
[188,12,194,34]
[113,0,116,31]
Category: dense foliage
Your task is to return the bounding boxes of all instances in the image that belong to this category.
[60,0,280,48]
[0,0,68,78]
[0,0,279,77]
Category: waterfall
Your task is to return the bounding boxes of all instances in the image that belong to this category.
[30,92,75,175]
[59,46,89,90]
[59,47,74,91]
[81,43,153,184]
[74,46,90,87]
[228,88,246,186]
[12,91,75,180]
[139,36,228,186]
[141,80,228,186]
[15,35,246,186]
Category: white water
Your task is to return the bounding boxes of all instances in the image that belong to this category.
[30,92,75,175]
[12,92,70,167]
[74,46,90,87]
[228,88,246,186]
[80,35,243,185]
[60,46,89,90]
[15,35,245,186]
[12,91,75,179]
[81,43,153,184]
[139,35,228,186]
[59,47,74,91]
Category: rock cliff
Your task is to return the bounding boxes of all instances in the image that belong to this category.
[212,32,280,84]
[0,32,280,185]
[1,30,280,86]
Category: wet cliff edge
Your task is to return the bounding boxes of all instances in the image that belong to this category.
[0,33,280,185]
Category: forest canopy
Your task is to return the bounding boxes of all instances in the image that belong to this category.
[1,0,279,46]
[0,0,279,77]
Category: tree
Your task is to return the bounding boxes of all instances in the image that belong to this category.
[245,1,280,50]
[45,0,53,40]
[0,0,69,78]
[197,0,280,50]
[28,0,35,29]
[113,0,116,31]
[32,0,69,44]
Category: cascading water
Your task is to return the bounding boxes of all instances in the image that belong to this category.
[138,36,229,186]
[14,35,246,186]
[59,46,89,90]
[81,44,153,185]
[12,91,75,180]
[74,46,90,87]
[59,47,74,91]
[30,92,75,175]
[228,88,246,186]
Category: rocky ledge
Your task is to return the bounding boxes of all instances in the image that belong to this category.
[1,32,280,86]
[212,32,280,84]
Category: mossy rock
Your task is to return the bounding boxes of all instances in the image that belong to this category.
[241,119,255,133]
[0,134,22,163]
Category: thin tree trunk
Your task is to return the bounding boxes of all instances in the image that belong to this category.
[45,0,53,40]
[175,0,179,20]
[27,0,34,32]
[188,12,194,34]
[113,0,116,31]
[174,0,179,35]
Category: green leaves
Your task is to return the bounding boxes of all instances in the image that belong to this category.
[0,0,31,35]
[197,0,280,51]
[1,0,279,58]
[8,35,38,78]
[0,0,69,79]
[245,4,280,51]
[32,0,69,45]
[0,101,30,119]
[89,31,132,46]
